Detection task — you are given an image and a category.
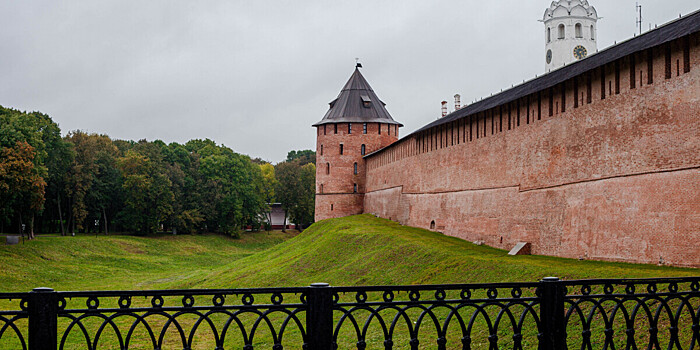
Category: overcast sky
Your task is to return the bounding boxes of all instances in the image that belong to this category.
[1,1,698,163]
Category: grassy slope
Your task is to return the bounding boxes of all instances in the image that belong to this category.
[0,215,696,349]
[0,214,696,292]
[176,215,697,290]
[0,231,293,292]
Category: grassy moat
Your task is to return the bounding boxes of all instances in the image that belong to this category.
[1,214,695,293]
[1,215,697,349]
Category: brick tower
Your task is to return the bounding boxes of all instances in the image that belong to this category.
[313,64,402,221]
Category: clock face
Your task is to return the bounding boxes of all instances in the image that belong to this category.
[573,45,588,60]
[546,50,552,64]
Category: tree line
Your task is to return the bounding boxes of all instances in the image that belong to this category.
[0,106,315,238]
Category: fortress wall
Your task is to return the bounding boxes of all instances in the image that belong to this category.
[364,34,700,267]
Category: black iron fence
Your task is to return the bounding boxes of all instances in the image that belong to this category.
[0,277,698,349]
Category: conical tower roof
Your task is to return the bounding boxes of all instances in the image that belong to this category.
[313,67,402,127]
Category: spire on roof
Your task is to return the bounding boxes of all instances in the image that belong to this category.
[312,66,402,127]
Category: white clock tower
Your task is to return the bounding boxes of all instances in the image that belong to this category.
[543,0,599,72]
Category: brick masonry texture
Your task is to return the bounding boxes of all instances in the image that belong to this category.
[359,33,700,267]
[315,122,398,221]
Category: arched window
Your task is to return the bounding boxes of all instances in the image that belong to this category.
[353,162,358,175]
[558,24,565,39]
[326,163,330,175]
[590,25,595,40]
[575,23,582,38]
[547,27,551,43]
[430,220,436,230]
[361,144,366,155]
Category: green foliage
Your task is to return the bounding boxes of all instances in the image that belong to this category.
[259,163,277,228]
[0,106,276,237]
[0,107,64,237]
[117,150,174,233]
[275,160,316,229]
[286,149,316,165]
[0,142,46,238]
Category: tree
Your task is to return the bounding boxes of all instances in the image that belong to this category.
[289,162,316,229]
[198,147,266,235]
[117,150,174,234]
[259,163,278,229]
[0,107,56,236]
[84,136,121,234]
[275,160,316,231]
[0,142,46,239]
[63,132,105,234]
[286,150,316,166]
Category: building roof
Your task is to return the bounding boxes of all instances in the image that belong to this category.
[410,8,700,136]
[313,67,403,127]
[543,0,597,21]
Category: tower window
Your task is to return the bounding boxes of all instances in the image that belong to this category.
[331,204,333,211]
[320,184,323,194]
[361,95,371,108]
[324,125,327,135]
[558,24,565,39]
[353,184,357,193]
[339,144,343,155]
[320,144,323,155]
[361,144,366,155]
[590,25,595,40]
[575,23,582,38]
[378,123,381,134]
[547,27,551,43]
[363,123,367,134]
[334,124,337,134]
[348,123,352,134]
[354,162,358,175]
[326,163,330,175]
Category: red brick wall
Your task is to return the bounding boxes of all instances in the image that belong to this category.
[363,34,700,267]
[315,122,398,221]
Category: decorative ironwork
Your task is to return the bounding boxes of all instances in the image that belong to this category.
[331,283,542,350]
[0,277,697,349]
[562,278,700,350]
[0,292,28,350]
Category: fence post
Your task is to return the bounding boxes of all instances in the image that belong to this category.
[539,277,566,350]
[307,283,333,350]
[28,287,58,350]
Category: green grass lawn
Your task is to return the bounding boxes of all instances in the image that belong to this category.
[0,231,295,292]
[1,214,696,291]
[174,214,697,290]
[0,215,696,349]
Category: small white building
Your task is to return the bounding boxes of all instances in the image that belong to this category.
[267,203,293,230]
[542,0,599,72]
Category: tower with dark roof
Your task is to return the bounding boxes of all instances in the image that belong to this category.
[313,65,402,221]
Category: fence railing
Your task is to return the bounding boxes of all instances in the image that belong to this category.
[0,277,698,349]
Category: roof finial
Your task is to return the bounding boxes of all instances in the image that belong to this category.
[355,58,363,68]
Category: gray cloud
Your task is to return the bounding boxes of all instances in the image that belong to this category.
[1,0,697,162]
